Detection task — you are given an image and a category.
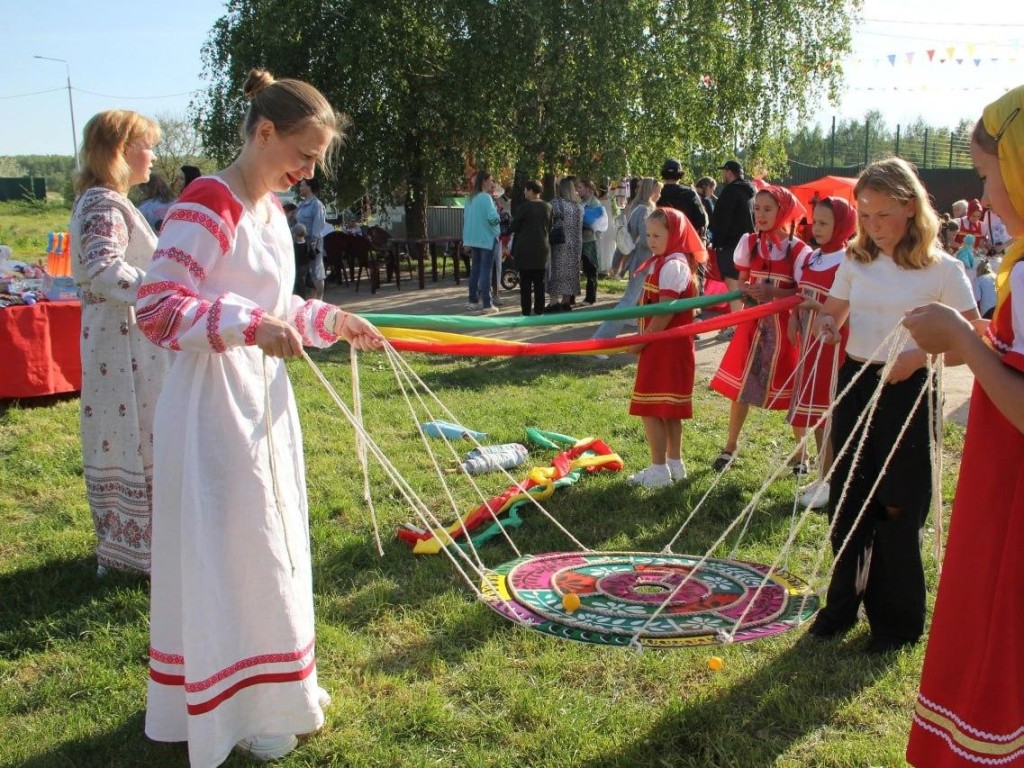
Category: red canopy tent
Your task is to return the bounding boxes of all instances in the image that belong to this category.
[789,175,858,212]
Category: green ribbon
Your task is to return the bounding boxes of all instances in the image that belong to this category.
[361,291,741,332]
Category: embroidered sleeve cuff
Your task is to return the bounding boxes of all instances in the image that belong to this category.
[244,308,265,346]
[314,304,340,343]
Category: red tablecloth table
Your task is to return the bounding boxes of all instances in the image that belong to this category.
[0,301,82,398]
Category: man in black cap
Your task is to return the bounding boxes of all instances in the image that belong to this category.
[656,159,708,238]
[709,159,755,333]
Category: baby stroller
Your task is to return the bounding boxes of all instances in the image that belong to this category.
[500,249,519,290]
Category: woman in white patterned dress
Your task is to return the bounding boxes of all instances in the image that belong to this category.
[69,110,173,576]
[137,69,383,767]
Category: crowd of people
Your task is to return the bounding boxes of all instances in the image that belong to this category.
[62,54,1022,765]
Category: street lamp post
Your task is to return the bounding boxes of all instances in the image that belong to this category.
[33,55,80,170]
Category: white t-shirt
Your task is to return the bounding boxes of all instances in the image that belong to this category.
[829,250,976,361]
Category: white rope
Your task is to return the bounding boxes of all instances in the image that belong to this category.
[351,346,384,556]
[928,355,946,577]
[263,355,297,576]
[377,340,591,554]
[300,350,493,600]
[633,322,914,647]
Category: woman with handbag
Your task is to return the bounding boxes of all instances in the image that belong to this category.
[546,178,584,313]
[591,177,663,349]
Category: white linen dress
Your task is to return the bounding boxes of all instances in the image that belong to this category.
[136,176,340,767]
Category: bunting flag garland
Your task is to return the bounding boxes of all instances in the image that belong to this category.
[868,39,1020,68]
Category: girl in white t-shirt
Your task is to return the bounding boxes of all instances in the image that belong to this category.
[808,157,979,654]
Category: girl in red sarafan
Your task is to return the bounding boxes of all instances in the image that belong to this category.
[787,196,858,509]
[626,207,707,488]
[710,185,813,473]
[904,84,1024,768]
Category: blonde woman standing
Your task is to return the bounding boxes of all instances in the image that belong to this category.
[69,110,173,576]
[137,69,382,766]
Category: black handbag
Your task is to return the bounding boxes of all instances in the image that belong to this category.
[549,207,565,246]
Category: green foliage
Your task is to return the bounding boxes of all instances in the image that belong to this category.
[0,336,966,766]
[196,0,858,233]
[0,155,76,200]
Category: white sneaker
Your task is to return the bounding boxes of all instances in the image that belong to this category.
[627,465,674,488]
[473,306,500,315]
[235,734,298,761]
[799,480,830,509]
[668,461,688,481]
[594,354,609,361]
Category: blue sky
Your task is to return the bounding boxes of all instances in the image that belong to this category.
[1,0,1022,158]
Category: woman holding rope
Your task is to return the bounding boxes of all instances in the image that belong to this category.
[808,157,978,655]
[137,69,382,766]
[905,85,1024,766]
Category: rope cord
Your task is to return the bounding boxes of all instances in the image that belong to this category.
[351,346,384,556]
[377,340,591,554]
[263,355,298,576]
[636,321,917,647]
[929,355,946,576]
[379,341,520,568]
[299,350,491,599]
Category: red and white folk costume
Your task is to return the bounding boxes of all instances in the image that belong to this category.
[628,208,705,419]
[711,186,811,410]
[907,85,1024,767]
[788,197,858,429]
[137,177,341,767]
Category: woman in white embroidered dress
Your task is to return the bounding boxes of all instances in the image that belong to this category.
[137,69,383,767]
[69,109,173,576]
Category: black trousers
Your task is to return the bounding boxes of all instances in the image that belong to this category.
[581,241,598,304]
[820,360,935,643]
[519,268,546,316]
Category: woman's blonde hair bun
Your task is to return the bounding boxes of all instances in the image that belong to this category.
[242,69,276,100]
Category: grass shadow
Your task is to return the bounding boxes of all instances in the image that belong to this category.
[0,556,146,660]
[580,632,900,768]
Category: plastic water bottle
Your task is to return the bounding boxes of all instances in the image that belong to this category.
[461,443,529,475]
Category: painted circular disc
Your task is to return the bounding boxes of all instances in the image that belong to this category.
[481,551,818,648]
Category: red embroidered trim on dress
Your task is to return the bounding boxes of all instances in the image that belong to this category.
[206,295,227,353]
[184,639,316,693]
[149,647,184,665]
[186,660,316,715]
[153,246,208,281]
[137,280,198,300]
[294,302,310,342]
[164,208,231,255]
[244,308,265,346]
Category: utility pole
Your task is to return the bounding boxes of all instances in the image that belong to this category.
[33,56,80,170]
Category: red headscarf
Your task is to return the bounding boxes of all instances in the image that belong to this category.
[755,185,807,259]
[967,198,983,218]
[816,196,858,254]
[637,207,708,273]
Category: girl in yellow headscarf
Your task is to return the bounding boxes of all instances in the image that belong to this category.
[904,85,1024,767]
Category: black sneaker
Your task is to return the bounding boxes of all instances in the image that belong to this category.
[712,450,734,472]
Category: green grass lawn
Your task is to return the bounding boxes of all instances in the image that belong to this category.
[0,337,964,767]
[0,200,73,261]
